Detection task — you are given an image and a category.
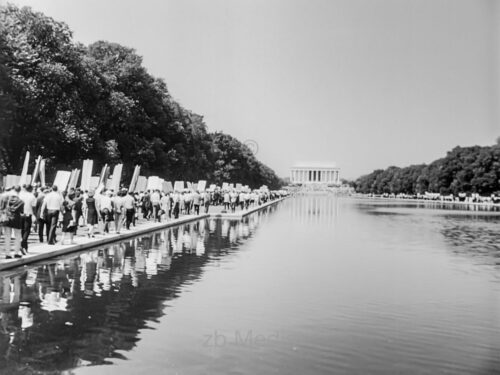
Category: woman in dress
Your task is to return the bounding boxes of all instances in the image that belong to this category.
[84,190,99,238]
[60,192,77,245]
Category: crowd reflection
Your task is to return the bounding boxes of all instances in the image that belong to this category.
[0,209,270,373]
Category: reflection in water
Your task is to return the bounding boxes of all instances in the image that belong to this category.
[1,197,499,375]
[356,199,500,269]
[0,208,273,374]
[440,215,500,267]
[288,194,339,225]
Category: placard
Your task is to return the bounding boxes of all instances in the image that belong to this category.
[19,151,30,186]
[109,164,123,192]
[129,165,141,192]
[149,177,164,191]
[68,169,80,190]
[147,176,162,191]
[31,155,42,185]
[80,159,93,191]
[164,181,174,193]
[105,177,114,190]
[162,181,169,194]
[135,176,148,192]
[5,175,20,188]
[52,171,71,191]
[174,181,184,191]
[89,176,100,191]
[40,159,46,187]
[98,164,109,187]
[222,182,229,190]
[197,180,207,191]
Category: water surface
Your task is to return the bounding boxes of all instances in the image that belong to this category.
[0,196,499,374]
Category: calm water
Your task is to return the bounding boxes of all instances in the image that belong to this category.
[1,196,500,374]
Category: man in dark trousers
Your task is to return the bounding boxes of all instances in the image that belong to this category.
[41,185,63,245]
[19,185,36,253]
[35,188,49,242]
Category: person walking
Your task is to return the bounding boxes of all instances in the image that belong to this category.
[239,191,245,210]
[151,189,161,222]
[35,188,49,242]
[230,191,237,213]
[122,190,136,230]
[184,190,193,215]
[172,191,180,219]
[19,185,36,253]
[160,192,170,222]
[84,190,99,237]
[141,191,152,220]
[1,186,24,258]
[60,192,77,245]
[41,185,63,245]
[111,190,124,234]
[223,191,230,211]
[97,190,113,234]
[203,191,211,214]
[72,188,84,233]
[192,190,201,215]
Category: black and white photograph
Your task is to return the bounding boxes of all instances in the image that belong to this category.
[0,0,499,374]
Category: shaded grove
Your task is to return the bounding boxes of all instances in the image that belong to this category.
[0,5,282,188]
[354,143,500,196]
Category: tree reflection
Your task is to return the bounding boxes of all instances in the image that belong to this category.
[440,215,500,265]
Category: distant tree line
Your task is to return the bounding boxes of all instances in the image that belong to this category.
[0,5,283,189]
[353,143,500,196]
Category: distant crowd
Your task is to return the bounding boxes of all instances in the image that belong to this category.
[357,192,500,204]
[0,184,287,260]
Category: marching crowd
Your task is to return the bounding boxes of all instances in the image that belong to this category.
[0,184,286,260]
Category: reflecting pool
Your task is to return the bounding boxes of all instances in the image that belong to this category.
[0,196,500,374]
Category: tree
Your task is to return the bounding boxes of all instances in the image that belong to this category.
[0,4,283,189]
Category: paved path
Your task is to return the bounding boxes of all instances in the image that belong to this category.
[0,199,284,271]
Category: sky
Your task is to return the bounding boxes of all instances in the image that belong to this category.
[6,0,500,179]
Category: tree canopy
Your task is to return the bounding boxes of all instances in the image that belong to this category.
[0,4,283,189]
[354,144,500,196]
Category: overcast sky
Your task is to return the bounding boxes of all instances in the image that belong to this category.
[7,0,500,179]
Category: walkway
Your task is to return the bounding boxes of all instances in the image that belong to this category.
[0,199,284,271]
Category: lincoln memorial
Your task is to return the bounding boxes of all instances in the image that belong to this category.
[290,163,340,184]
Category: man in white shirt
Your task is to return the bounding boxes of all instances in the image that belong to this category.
[19,185,36,253]
[160,193,171,222]
[97,190,113,234]
[150,189,161,222]
[41,185,63,245]
[203,191,211,214]
[184,191,193,215]
[111,190,124,233]
[192,190,201,215]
